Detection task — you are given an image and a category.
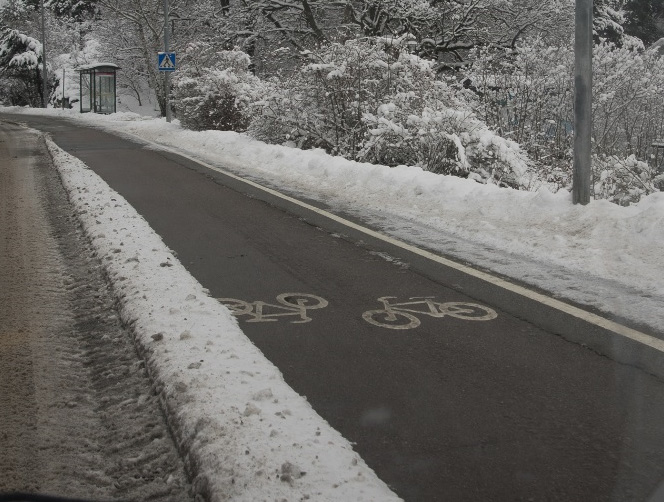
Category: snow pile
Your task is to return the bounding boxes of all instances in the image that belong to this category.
[45,137,401,502]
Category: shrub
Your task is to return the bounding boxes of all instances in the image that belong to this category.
[359,96,532,188]
[252,37,421,155]
[463,39,575,170]
[593,154,661,205]
[464,36,664,201]
[172,44,265,132]
[250,36,534,187]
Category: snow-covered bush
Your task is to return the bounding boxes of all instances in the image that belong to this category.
[359,97,532,187]
[593,38,664,160]
[251,36,533,187]
[593,154,662,205]
[172,44,265,132]
[464,39,574,171]
[252,37,417,156]
[465,36,664,200]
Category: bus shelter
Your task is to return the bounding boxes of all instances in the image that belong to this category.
[75,63,119,114]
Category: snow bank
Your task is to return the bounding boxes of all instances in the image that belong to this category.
[44,137,401,502]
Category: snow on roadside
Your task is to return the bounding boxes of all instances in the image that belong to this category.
[44,137,402,502]
[5,106,663,333]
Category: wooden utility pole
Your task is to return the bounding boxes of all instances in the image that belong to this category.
[573,0,593,205]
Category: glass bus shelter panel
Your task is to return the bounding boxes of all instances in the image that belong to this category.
[80,73,92,112]
[95,73,115,114]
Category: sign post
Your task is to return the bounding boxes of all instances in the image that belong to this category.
[161,0,173,123]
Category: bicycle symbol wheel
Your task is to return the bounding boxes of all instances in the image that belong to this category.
[217,298,253,316]
[439,302,498,321]
[362,310,421,330]
[276,293,329,310]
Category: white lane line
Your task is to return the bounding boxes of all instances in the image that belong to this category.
[139,139,664,354]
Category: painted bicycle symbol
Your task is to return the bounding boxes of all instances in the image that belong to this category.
[217,293,329,324]
[362,296,497,330]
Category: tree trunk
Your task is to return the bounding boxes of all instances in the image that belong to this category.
[137,23,166,116]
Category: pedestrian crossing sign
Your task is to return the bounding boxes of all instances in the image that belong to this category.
[158,52,176,72]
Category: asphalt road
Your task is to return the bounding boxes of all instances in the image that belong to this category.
[6,114,664,501]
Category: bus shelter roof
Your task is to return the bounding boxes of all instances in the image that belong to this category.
[75,63,120,72]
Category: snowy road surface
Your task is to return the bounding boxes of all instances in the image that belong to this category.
[3,111,664,500]
[3,113,664,501]
[0,122,193,500]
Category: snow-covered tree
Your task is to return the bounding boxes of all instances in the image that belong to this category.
[0,27,54,105]
[594,0,626,45]
[94,0,177,116]
[622,0,664,45]
[45,0,98,21]
[0,0,42,40]
[464,40,574,171]
[94,0,257,115]
[131,0,576,79]
[464,35,664,201]
[340,0,574,66]
[0,0,97,107]
[180,1,347,76]
[166,0,259,65]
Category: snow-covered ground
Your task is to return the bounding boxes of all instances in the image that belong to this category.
[3,105,663,498]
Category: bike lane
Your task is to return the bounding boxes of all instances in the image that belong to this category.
[8,114,664,501]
